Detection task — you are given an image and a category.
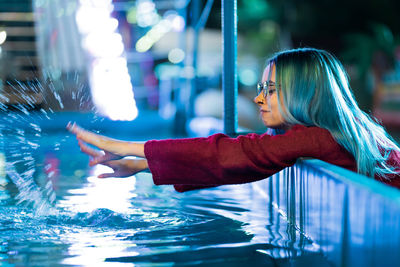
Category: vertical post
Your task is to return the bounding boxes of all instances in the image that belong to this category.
[189,0,201,118]
[222,0,238,135]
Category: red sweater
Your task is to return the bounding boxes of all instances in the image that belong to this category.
[144,125,400,192]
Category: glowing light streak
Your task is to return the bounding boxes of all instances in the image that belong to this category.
[136,19,172,52]
[76,0,138,121]
[0,31,7,45]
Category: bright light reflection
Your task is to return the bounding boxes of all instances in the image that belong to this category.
[164,11,185,32]
[136,0,159,27]
[58,165,137,214]
[0,153,5,178]
[61,229,139,266]
[0,31,7,45]
[76,6,110,34]
[91,58,137,121]
[0,153,10,201]
[83,32,124,57]
[171,15,185,32]
[76,0,138,121]
[79,0,113,8]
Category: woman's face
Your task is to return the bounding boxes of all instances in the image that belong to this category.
[254,64,288,129]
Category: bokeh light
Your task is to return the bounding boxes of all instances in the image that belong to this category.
[239,68,258,86]
[136,0,160,28]
[168,48,185,64]
[164,10,185,32]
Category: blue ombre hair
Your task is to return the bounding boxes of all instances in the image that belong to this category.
[268,48,400,179]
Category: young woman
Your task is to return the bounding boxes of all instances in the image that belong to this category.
[67,48,400,192]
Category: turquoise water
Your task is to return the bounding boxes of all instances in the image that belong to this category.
[0,112,331,266]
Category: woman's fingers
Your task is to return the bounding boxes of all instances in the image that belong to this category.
[77,139,108,166]
[67,122,130,157]
[75,138,122,167]
[78,140,103,157]
[98,173,116,179]
[67,122,88,138]
[89,158,100,167]
[67,122,109,150]
[66,121,75,132]
[78,139,121,164]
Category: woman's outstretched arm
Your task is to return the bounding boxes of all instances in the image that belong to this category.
[67,123,149,178]
[67,122,145,165]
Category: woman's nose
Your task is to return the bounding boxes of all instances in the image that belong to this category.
[253,92,264,105]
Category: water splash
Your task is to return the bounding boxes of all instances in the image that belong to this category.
[5,162,56,216]
[0,70,97,216]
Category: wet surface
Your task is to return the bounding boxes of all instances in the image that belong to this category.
[0,113,331,266]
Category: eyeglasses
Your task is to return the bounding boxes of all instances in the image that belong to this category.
[256,81,278,98]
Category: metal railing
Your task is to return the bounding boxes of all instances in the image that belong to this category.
[252,159,400,267]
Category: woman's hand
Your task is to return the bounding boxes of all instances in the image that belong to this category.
[67,122,145,159]
[97,158,148,178]
[71,133,148,178]
[77,138,122,166]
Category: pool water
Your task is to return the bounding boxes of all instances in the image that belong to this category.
[0,112,331,266]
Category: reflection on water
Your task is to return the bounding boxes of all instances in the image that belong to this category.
[265,161,400,267]
[0,175,329,266]
[0,123,330,266]
[59,165,137,214]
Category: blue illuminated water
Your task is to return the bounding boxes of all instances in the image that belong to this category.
[0,112,331,266]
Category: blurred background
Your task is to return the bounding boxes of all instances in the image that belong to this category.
[0,0,399,139]
[1,2,400,265]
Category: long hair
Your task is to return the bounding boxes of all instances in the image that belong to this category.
[269,47,400,178]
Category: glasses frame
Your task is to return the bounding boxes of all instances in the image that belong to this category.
[256,81,279,98]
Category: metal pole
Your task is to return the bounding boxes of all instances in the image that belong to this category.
[222,0,238,135]
[189,0,201,118]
